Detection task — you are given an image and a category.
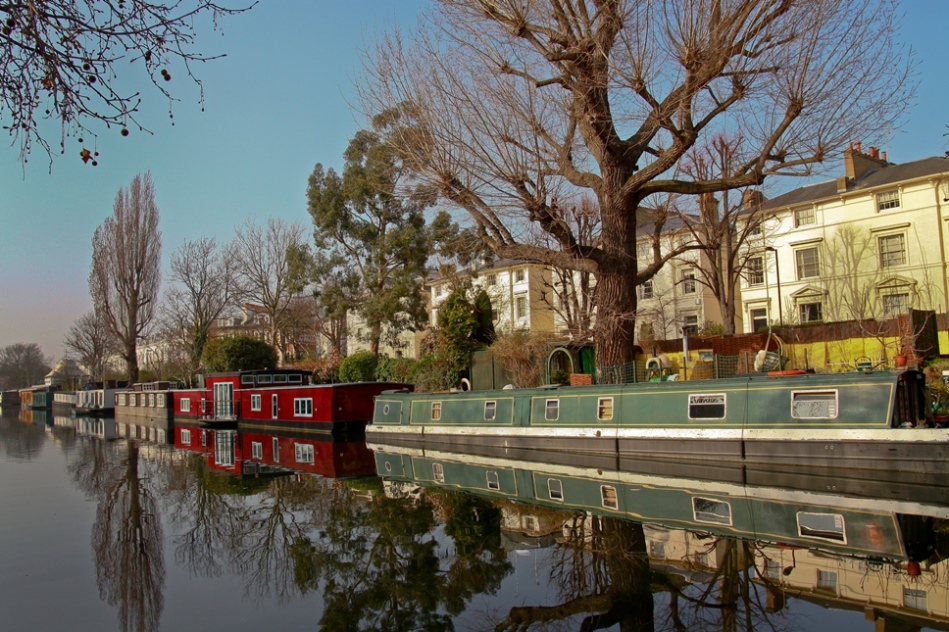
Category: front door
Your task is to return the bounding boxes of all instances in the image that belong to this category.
[213,382,234,419]
[272,393,279,420]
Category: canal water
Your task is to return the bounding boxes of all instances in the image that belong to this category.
[1,408,946,632]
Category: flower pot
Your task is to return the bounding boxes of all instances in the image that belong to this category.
[894,354,908,368]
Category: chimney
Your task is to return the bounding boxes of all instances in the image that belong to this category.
[836,176,849,193]
[742,189,764,210]
[844,142,889,181]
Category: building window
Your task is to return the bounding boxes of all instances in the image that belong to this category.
[883,293,909,316]
[817,570,838,591]
[295,443,314,464]
[904,587,928,611]
[747,256,764,286]
[293,398,313,417]
[637,241,650,259]
[433,285,442,297]
[794,207,815,227]
[250,394,262,411]
[799,302,823,323]
[750,308,768,333]
[639,322,654,342]
[878,233,906,268]
[763,558,781,580]
[180,398,191,413]
[487,274,496,286]
[877,189,900,211]
[682,315,698,336]
[515,269,525,282]
[515,295,528,319]
[649,540,665,558]
[795,247,820,279]
[639,279,653,300]
[251,441,263,459]
[682,270,696,294]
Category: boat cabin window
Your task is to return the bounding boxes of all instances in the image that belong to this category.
[431,402,442,421]
[486,471,500,490]
[692,497,732,525]
[601,485,618,510]
[181,429,191,445]
[258,375,273,384]
[157,394,166,407]
[251,441,263,459]
[272,437,279,461]
[797,512,846,543]
[241,374,255,385]
[433,463,445,482]
[688,393,726,420]
[273,374,287,383]
[117,393,126,406]
[545,399,560,421]
[201,430,208,447]
[791,390,838,419]
[295,443,315,464]
[598,398,614,421]
[289,374,303,384]
[294,398,314,417]
[251,394,262,411]
[548,478,564,501]
[484,401,497,421]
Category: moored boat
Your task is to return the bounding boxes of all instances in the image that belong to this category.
[173,369,412,437]
[369,369,943,473]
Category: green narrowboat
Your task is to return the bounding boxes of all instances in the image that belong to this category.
[369,369,945,473]
[372,443,943,563]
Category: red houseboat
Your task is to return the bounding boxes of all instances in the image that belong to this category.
[172,369,412,437]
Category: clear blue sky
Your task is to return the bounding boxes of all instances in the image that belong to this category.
[1,1,947,360]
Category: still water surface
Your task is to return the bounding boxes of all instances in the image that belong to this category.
[1,408,946,631]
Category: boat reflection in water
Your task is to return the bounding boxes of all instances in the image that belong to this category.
[371,441,949,630]
[172,419,377,479]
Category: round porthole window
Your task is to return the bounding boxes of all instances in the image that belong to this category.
[383,405,390,415]
[384,462,392,472]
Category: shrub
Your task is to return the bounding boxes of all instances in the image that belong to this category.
[203,336,277,372]
[338,350,378,382]
[376,356,416,383]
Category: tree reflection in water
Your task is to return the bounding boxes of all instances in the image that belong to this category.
[71,440,165,632]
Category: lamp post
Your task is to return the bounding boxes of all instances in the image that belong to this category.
[765,246,783,327]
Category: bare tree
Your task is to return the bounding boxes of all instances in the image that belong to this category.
[163,236,233,379]
[362,0,911,369]
[229,217,307,367]
[89,172,162,383]
[64,310,121,381]
[1,1,253,164]
[0,342,51,389]
[680,135,775,334]
[541,195,599,338]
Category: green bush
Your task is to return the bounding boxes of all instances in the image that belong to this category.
[376,356,416,383]
[203,336,278,372]
[338,350,378,382]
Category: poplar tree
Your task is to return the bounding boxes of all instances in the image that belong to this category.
[89,172,162,383]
